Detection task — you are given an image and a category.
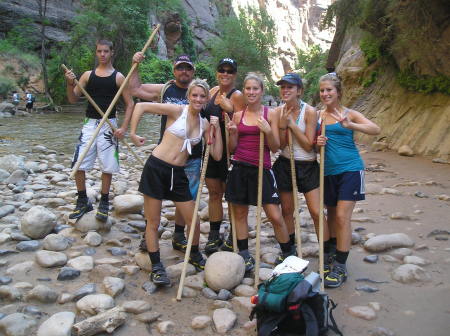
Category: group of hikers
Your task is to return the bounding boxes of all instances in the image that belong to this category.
[63,38,380,290]
[11,90,35,114]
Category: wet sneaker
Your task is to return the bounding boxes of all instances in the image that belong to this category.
[221,234,234,252]
[150,262,171,286]
[172,233,188,252]
[275,245,297,265]
[95,199,109,222]
[189,251,206,271]
[239,251,255,273]
[323,253,335,276]
[324,263,348,288]
[205,233,223,254]
[69,197,93,220]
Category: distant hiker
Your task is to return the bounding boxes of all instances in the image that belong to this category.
[64,39,134,222]
[130,53,202,254]
[130,79,222,285]
[12,91,19,115]
[272,73,330,261]
[316,73,380,288]
[225,72,292,272]
[25,92,35,113]
[201,58,245,254]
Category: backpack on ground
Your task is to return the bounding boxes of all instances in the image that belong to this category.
[250,261,342,336]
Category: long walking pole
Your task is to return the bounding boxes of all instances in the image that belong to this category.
[288,130,302,257]
[176,128,214,301]
[61,64,144,166]
[254,130,264,288]
[319,117,326,291]
[69,24,160,179]
[223,113,238,252]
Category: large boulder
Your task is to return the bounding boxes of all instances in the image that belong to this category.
[0,154,25,173]
[364,233,414,252]
[21,206,57,239]
[36,311,75,336]
[113,194,143,214]
[205,252,245,291]
[76,294,115,315]
[0,313,37,336]
[74,212,113,232]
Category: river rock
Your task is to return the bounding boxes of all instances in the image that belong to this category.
[259,268,272,281]
[89,264,124,282]
[5,169,28,184]
[36,311,75,336]
[369,327,396,336]
[347,306,377,320]
[191,315,211,329]
[35,250,67,268]
[182,287,198,298]
[135,311,161,323]
[166,262,196,279]
[184,273,205,290]
[26,284,58,303]
[0,154,25,173]
[67,256,94,272]
[364,233,414,252]
[202,287,218,299]
[43,234,70,251]
[0,205,15,219]
[398,145,414,156]
[16,240,41,252]
[205,252,245,291]
[73,283,96,301]
[391,264,431,283]
[0,276,12,285]
[74,212,112,233]
[157,320,175,334]
[0,168,10,182]
[107,247,127,256]
[0,285,22,301]
[103,277,125,297]
[403,255,430,266]
[371,141,388,151]
[218,289,232,301]
[57,267,81,281]
[76,294,115,315]
[231,296,254,312]
[213,308,236,334]
[389,212,410,220]
[21,206,56,239]
[84,231,102,246]
[142,281,157,295]
[122,300,151,314]
[391,248,413,259]
[113,194,143,214]
[364,255,379,263]
[6,261,34,275]
[0,313,36,336]
[0,232,11,244]
[233,284,256,297]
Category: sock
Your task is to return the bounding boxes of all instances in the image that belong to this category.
[77,190,87,199]
[329,237,337,248]
[210,221,222,232]
[289,233,295,246]
[100,193,109,202]
[191,245,199,254]
[335,249,349,265]
[237,239,248,252]
[324,239,331,254]
[149,251,160,265]
[279,241,292,254]
[174,224,185,234]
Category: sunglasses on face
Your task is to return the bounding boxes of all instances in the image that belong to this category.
[175,65,194,71]
[217,68,236,74]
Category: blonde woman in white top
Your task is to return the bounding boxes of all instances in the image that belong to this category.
[272,73,330,261]
[130,79,222,286]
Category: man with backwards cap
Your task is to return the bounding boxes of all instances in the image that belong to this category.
[129,53,202,255]
[272,72,326,263]
[201,58,245,254]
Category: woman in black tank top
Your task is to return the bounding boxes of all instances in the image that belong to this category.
[202,58,245,254]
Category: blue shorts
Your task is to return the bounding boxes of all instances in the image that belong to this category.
[184,158,201,198]
[324,170,365,206]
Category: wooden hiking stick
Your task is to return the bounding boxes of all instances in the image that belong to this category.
[69,24,160,179]
[254,130,264,288]
[61,64,144,167]
[176,127,214,301]
[223,112,238,253]
[288,129,302,258]
[319,117,326,291]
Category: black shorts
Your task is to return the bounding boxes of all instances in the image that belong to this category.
[324,170,365,206]
[225,160,280,206]
[272,156,319,194]
[138,155,192,202]
[26,102,33,109]
[205,152,228,182]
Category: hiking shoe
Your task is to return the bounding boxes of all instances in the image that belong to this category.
[275,245,297,265]
[189,251,206,271]
[172,233,188,252]
[95,199,109,222]
[205,233,223,254]
[221,234,234,252]
[150,262,171,286]
[323,253,335,276]
[324,263,347,288]
[239,251,255,273]
[69,197,93,220]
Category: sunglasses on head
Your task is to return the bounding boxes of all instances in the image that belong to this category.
[175,65,193,71]
[217,68,236,74]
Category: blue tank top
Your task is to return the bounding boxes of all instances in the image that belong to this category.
[322,122,364,176]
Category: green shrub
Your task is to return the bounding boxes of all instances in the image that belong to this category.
[0,76,15,99]
[194,62,216,87]
[362,71,378,87]
[360,34,381,65]
[397,70,450,95]
[139,54,173,84]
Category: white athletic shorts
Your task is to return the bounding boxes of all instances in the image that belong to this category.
[72,118,120,173]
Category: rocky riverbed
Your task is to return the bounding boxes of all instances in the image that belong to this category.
[0,137,449,335]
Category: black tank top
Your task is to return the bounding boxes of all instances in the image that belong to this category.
[85,69,118,119]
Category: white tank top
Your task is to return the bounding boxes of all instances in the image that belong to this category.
[281,101,316,161]
[166,105,206,154]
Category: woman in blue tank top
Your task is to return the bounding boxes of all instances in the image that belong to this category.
[316,73,380,288]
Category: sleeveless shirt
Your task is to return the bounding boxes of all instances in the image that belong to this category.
[85,69,118,119]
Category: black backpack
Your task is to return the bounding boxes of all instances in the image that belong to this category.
[250,273,342,336]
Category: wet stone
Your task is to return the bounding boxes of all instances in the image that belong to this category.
[128,221,146,231]
[73,283,96,301]
[0,277,12,285]
[0,249,18,256]
[57,267,81,281]
[202,287,218,299]
[355,285,379,293]
[108,247,127,256]
[364,255,379,263]
[21,306,42,317]
[10,232,31,241]
[218,289,232,301]
[120,225,138,234]
[142,281,158,295]
[83,247,97,255]
[16,240,41,252]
